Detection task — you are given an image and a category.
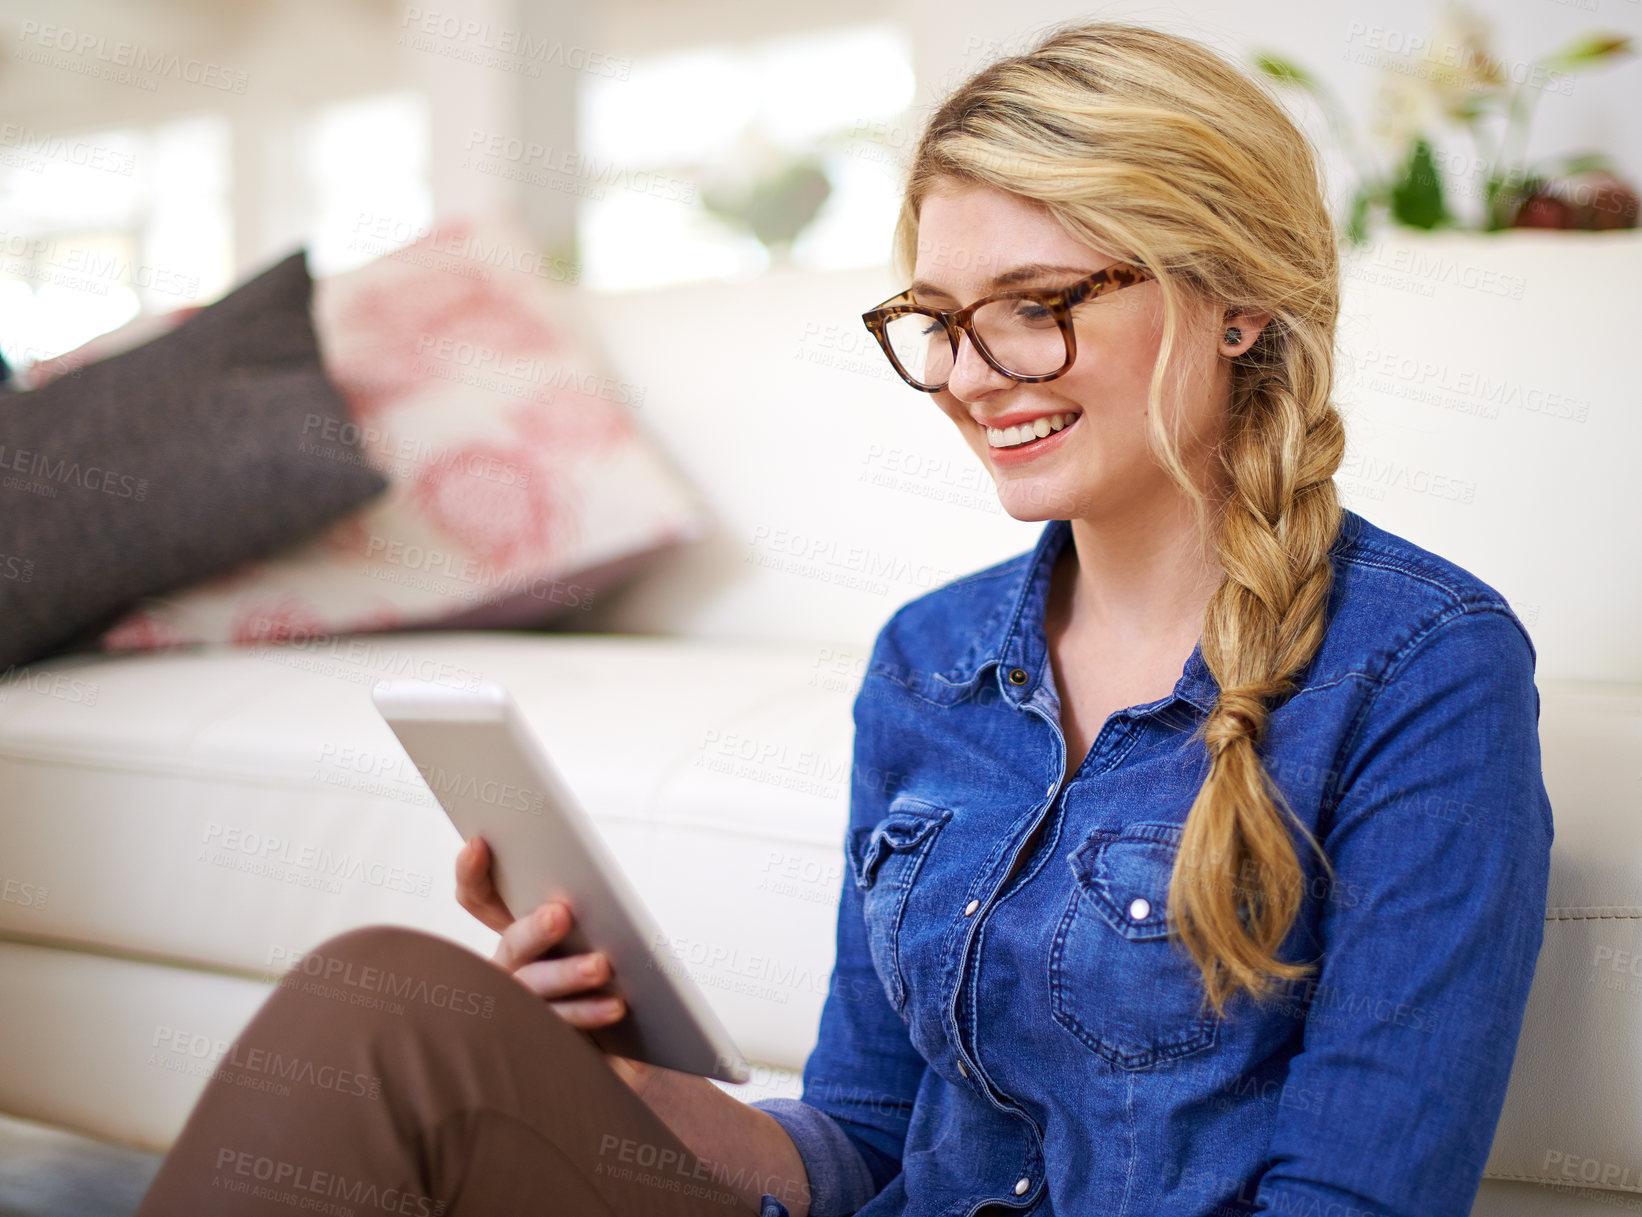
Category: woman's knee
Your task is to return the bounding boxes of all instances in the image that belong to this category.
[297,923,471,971]
[269,924,586,1057]
[274,925,507,1010]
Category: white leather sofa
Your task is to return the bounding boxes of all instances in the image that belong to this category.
[1,232,1639,1215]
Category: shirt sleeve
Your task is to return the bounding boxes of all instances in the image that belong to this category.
[749,616,929,1215]
[1253,605,1554,1216]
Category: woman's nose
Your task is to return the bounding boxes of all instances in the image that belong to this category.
[943,329,1011,402]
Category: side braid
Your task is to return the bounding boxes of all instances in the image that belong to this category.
[1170,320,1347,1014]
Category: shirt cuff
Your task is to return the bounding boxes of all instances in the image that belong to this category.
[750,1097,879,1217]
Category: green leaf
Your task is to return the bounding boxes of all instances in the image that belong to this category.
[1541,32,1632,71]
[1389,138,1449,230]
[1253,51,1313,90]
[1552,151,1617,175]
[1345,190,1372,245]
[1481,173,1514,230]
[1449,94,1496,122]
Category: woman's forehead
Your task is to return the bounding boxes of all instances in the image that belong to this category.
[912,190,1115,298]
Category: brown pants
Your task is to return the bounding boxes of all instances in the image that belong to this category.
[134,925,767,1216]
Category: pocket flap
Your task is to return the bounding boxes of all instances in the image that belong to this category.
[849,799,951,890]
[1067,822,1182,940]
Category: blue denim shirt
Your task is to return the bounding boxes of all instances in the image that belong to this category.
[751,508,1553,1217]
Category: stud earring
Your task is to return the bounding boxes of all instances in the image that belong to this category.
[1223,326,1242,346]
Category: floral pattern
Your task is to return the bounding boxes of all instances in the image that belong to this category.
[61,218,705,652]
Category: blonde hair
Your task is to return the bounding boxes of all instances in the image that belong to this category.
[891,20,1348,1015]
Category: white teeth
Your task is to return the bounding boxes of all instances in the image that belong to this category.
[985,412,1077,449]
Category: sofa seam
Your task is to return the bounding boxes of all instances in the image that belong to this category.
[0,930,282,985]
[1483,1169,1642,1194]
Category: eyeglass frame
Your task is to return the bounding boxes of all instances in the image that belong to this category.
[860,259,1156,393]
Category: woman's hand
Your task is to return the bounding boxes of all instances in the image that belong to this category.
[455,835,812,1213]
[454,835,658,1097]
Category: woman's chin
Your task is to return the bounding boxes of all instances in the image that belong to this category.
[992,479,1090,522]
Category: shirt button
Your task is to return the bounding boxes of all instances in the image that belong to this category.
[957,1060,968,1078]
[1015,1177,1031,1195]
[1008,668,1029,685]
[1128,897,1151,921]
[964,899,980,916]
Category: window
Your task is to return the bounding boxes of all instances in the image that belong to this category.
[577,24,915,291]
[304,91,433,277]
[0,114,230,372]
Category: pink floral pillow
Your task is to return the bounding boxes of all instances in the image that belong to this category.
[83,219,706,649]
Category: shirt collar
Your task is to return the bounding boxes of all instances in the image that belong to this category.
[989,517,1220,716]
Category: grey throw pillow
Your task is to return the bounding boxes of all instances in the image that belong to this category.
[0,250,388,670]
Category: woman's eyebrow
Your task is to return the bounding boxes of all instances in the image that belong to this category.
[909,262,1100,300]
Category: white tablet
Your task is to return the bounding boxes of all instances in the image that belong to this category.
[371,678,751,1084]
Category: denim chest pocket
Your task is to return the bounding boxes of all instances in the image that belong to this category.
[848,798,951,1013]
[1049,823,1221,1070]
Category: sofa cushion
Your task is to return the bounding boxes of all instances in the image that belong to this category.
[0,251,388,670]
[0,632,854,1081]
[89,217,708,650]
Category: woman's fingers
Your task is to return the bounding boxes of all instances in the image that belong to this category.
[544,991,627,1030]
[508,945,610,993]
[493,898,566,970]
[489,900,574,972]
[492,902,623,1012]
[477,879,628,1027]
[454,837,514,933]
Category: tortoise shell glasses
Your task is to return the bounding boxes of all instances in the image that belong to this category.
[861,260,1155,393]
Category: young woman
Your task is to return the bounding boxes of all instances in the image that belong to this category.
[136,19,1552,1217]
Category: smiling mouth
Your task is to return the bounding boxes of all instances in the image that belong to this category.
[984,412,1079,450]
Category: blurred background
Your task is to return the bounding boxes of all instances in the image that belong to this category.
[0,8,1639,1214]
[0,0,1636,369]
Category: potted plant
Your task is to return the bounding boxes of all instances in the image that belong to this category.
[1254,3,1636,243]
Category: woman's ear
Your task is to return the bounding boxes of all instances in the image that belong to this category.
[1219,308,1272,357]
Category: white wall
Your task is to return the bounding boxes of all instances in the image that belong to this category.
[2,0,1635,279]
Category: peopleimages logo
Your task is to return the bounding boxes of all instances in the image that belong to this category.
[411,762,548,816]
[0,667,98,706]
[0,442,148,499]
[746,525,958,594]
[1,878,48,910]
[210,1147,448,1215]
[413,333,646,406]
[357,536,597,611]
[0,123,135,175]
[399,7,631,79]
[0,553,35,583]
[198,822,434,897]
[15,20,250,93]
[461,130,695,204]
[348,213,582,285]
[299,414,530,485]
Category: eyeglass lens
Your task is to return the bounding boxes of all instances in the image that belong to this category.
[883,297,1068,388]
